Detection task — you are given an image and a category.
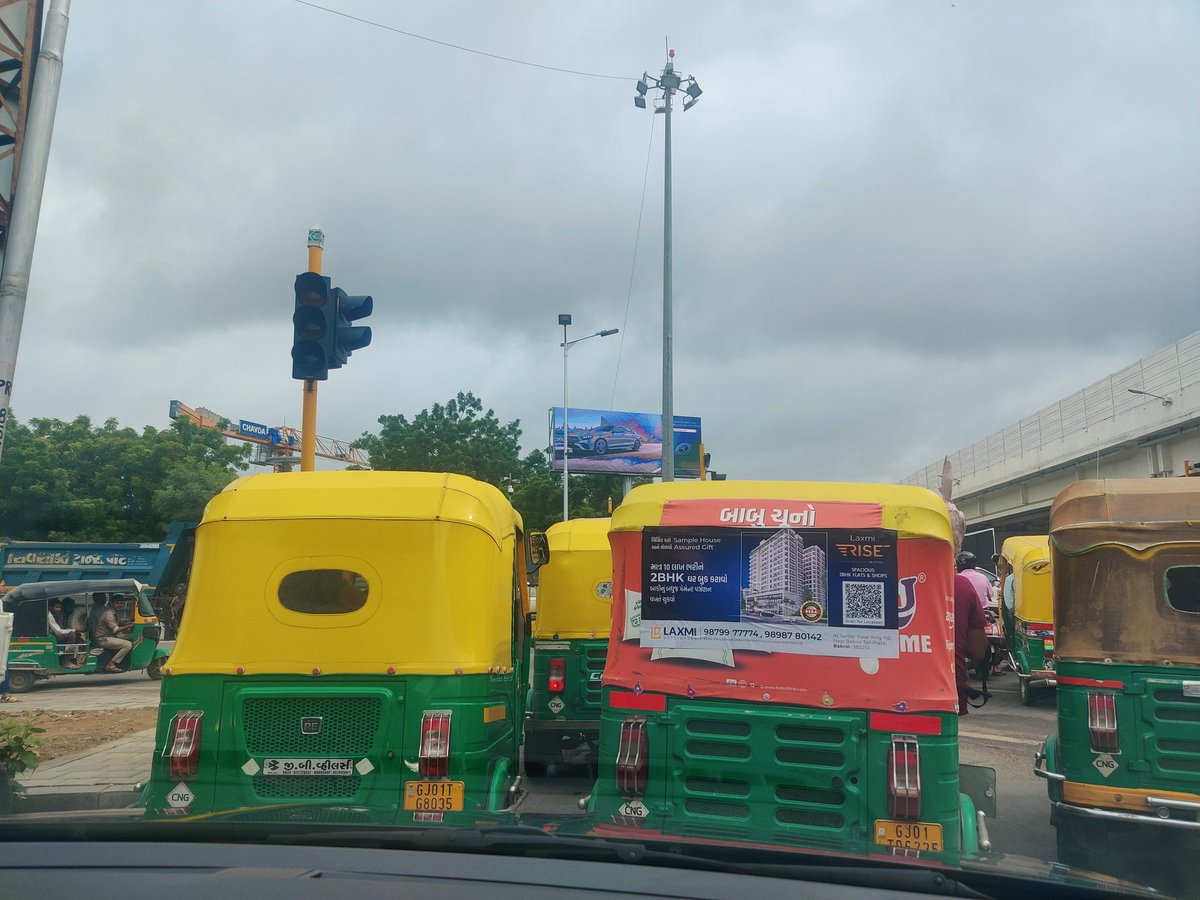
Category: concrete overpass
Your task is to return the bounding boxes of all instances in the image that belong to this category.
[902,331,1200,550]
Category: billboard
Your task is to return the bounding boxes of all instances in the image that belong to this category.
[549,407,702,476]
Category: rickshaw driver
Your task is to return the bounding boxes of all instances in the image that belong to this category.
[94,596,134,672]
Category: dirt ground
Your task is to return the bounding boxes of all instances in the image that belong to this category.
[3,708,159,761]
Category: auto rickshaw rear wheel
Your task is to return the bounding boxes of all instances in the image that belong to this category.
[5,670,36,693]
[146,658,164,680]
[1019,676,1036,706]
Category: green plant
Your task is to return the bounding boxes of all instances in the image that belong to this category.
[0,716,44,781]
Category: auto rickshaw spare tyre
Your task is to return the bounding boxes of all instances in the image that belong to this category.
[146,657,165,680]
[5,670,36,693]
[594,438,608,455]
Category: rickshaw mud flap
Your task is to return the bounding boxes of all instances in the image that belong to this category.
[1051,800,1200,831]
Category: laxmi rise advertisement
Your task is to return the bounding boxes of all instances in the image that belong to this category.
[549,407,702,476]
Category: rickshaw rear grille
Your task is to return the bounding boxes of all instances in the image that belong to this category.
[1158,756,1200,774]
[582,648,607,708]
[776,808,845,829]
[776,747,846,768]
[1159,739,1200,754]
[776,725,843,744]
[683,798,751,820]
[685,777,751,798]
[687,719,752,738]
[251,774,362,799]
[776,784,845,806]
[243,697,381,756]
[686,740,752,760]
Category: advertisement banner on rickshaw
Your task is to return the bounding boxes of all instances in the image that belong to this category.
[639,525,900,659]
[606,498,958,713]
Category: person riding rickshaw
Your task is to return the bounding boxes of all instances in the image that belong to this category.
[589,480,994,857]
[1035,479,1200,889]
[525,517,612,775]
[143,471,545,824]
[1,579,168,692]
[996,536,1055,705]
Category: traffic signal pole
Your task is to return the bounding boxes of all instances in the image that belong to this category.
[301,228,323,472]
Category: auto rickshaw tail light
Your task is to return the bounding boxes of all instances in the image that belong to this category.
[419,710,452,778]
[887,736,921,819]
[166,711,203,779]
[548,658,566,693]
[1087,692,1119,753]
[615,718,648,796]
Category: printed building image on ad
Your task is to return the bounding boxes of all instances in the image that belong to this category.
[741,528,828,623]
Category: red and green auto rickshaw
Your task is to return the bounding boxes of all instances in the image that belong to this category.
[589,480,994,857]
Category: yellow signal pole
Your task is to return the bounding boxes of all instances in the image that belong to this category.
[301,227,323,472]
[698,442,707,481]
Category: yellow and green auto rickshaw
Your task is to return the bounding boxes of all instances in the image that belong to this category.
[590,481,994,857]
[2,578,168,691]
[996,536,1055,705]
[525,517,612,774]
[1036,479,1200,886]
[143,471,544,824]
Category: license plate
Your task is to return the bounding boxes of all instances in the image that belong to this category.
[873,819,944,852]
[404,780,465,812]
[261,757,354,776]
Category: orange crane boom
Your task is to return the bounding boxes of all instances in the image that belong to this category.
[168,400,370,469]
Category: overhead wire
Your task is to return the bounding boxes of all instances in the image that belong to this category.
[290,0,631,81]
[610,113,657,409]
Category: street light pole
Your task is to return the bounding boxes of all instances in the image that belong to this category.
[635,48,700,482]
[559,315,618,522]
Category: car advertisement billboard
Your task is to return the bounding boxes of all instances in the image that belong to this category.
[549,408,702,476]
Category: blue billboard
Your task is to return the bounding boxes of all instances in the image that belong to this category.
[549,407,702,476]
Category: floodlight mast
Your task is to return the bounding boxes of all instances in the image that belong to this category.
[634,48,701,481]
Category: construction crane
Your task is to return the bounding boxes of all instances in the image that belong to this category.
[168,400,370,470]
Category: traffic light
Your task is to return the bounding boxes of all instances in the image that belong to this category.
[330,289,373,369]
[292,272,334,380]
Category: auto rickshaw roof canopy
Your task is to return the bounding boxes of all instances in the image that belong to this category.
[167,471,526,677]
[612,480,952,543]
[533,518,612,639]
[999,536,1052,623]
[3,578,147,606]
[203,470,521,545]
[1050,479,1200,666]
[1051,478,1200,552]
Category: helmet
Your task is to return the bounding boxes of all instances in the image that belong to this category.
[955,551,977,571]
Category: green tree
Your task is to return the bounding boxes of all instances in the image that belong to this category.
[358,392,525,488]
[0,415,249,541]
[358,394,650,533]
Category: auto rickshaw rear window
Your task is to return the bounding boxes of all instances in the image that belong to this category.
[1164,566,1200,614]
[278,569,369,614]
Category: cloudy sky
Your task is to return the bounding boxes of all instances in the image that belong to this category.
[10,0,1200,481]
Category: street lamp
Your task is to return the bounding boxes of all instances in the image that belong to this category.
[561,314,619,522]
[1127,388,1174,407]
[634,48,701,482]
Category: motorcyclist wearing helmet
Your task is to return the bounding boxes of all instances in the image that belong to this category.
[955,551,994,611]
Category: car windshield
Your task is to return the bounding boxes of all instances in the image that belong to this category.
[0,2,1195,897]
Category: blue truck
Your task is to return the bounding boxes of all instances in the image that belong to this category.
[0,522,196,595]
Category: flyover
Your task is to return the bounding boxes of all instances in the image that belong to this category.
[902,331,1200,552]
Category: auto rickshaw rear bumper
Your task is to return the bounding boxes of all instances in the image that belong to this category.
[1051,799,1200,831]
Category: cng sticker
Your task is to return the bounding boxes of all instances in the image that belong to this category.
[167,782,195,809]
[1092,754,1119,778]
[620,799,648,818]
[548,696,565,714]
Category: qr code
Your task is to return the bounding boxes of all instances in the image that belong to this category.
[842,581,886,626]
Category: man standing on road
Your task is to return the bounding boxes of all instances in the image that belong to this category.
[94,597,133,672]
